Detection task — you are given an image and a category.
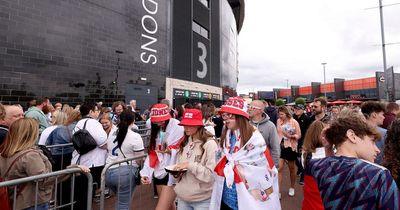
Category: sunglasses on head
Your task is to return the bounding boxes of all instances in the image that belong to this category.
[248,105,262,110]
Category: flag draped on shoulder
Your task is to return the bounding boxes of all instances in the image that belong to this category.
[209,130,281,210]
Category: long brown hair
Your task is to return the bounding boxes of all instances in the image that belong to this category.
[278,106,292,119]
[384,119,400,187]
[303,121,325,154]
[220,115,255,148]
[149,119,170,151]
[0,118,39,157]
[179,126,213,154]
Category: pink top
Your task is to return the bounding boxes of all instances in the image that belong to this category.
[277,118,301,152]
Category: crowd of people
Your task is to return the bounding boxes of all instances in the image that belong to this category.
[0,96,400,210]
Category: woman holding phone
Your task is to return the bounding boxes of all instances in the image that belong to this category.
[171,108,218,210]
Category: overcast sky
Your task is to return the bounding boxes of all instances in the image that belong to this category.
[237,0,400,94]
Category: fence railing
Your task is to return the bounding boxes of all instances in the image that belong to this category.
[43,129,150,168]
[0,168,93,210]
[31,126,151,210]
[99,154,147,210]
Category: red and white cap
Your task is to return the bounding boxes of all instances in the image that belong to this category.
[150,104,171,123]
[219,97,249,119]
[179,109,204,126]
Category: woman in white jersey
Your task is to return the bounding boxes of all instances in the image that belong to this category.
[105,110,145,210]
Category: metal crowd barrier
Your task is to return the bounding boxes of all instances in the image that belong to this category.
[0,168,93,210]
[46,143,74,169]
[46,143,73,149]
[135,120,147,126]
[99,154,147,210]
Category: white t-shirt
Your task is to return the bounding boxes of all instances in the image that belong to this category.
[140,118,184,180]
[71,118,107,167]
[106,129,144,168]
[38,125,58,145]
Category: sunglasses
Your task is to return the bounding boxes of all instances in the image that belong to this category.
[221,113,234,120]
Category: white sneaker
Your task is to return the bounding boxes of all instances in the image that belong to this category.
[288,188,295,197]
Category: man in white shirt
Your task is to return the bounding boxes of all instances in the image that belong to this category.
[71,102,107,210]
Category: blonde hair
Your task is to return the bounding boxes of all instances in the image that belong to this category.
[99,112,112,122]
[0,103,5,120]
[62,105,74,116]
[0,118,39,157]
[52,110,68,125]
[66,110,81,125]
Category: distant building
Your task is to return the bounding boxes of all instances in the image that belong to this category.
[257,71,400,102]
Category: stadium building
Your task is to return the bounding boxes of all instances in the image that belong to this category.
[0,0,245,111]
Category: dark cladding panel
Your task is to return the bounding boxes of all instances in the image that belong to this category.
[258,91,274,100]
[172,0,222,87]
[334,78,345,99]
[193,0,210,29]
[291,85,300,98]
[376,72,386,100]
[386,66,395,101]
[192,32,211,84]
[210,0,221,86]
[172,0,192,81]
[311,82,321,99]
[395,73,400,100]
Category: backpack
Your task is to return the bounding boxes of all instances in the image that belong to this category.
[71,119,97,156]
[0,150,34,210]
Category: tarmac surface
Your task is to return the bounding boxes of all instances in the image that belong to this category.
[93,166,303,210]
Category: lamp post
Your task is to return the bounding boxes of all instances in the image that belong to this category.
[286,79,289,103]
[378,0,389,101]
[321,63,327,98]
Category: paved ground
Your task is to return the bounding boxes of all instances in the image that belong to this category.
[94,166,303,210]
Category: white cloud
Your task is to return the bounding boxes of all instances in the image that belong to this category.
[237,0,400,94]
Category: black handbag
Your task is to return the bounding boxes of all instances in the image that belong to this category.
[71,119,97,156]
[135,165,142,186]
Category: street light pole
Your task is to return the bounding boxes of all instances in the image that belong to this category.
[378,0,389,101]
[321,63,327,98]
[286,79,289,103]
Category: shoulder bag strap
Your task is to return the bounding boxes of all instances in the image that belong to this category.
[4,150,34,178]
[83,119,90,130]
[118,144,131,165]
